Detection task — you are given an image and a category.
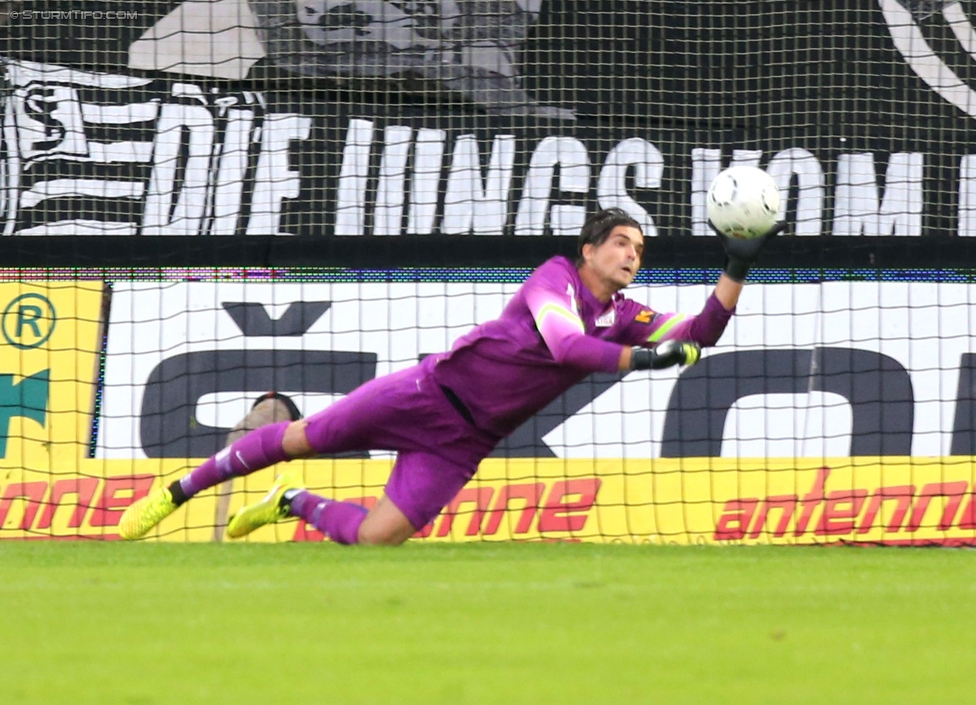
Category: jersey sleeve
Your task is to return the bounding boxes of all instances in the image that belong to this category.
[522,265,624,373]
[615,293,733,348]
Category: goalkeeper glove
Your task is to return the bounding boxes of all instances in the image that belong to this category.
[711,221,788,282]
[630,340,701,371]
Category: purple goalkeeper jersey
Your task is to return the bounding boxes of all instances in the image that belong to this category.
[430,255,733,437]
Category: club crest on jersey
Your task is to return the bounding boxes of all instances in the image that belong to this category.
[634,309,654,324]
[595,309,616,327]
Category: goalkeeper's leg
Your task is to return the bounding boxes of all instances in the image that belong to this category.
[120,360,497,542]
[119,363,429,540]
[227,484,414,545]
[233,450,478,545]
[119,419,311,539]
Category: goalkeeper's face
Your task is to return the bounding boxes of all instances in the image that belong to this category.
[583,225,644,292]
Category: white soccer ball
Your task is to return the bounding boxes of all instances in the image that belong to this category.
[706,166,781,239]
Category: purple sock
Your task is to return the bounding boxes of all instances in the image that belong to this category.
[289,491,367,545]
[178,421,291,498]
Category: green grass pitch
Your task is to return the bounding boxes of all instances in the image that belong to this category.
[2,542,975,704]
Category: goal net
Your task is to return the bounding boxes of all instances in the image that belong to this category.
[2,1,976,545]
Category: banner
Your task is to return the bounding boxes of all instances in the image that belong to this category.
[0,281,103,466]
[4,1,975,128]
[126,0,565,117]
[0,277,973,544]
[4,457,976,546]
[4,59,975,243]
[94,279,976,461]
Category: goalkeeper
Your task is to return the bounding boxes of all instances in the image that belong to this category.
[120,208,782,545]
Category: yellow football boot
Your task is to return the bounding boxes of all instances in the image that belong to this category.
[226,474,303,539]
[118,486,179,539]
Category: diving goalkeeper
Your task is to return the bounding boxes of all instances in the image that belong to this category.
[120,208,782,545]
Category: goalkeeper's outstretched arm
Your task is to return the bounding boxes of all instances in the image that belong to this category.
[620,219,787,349]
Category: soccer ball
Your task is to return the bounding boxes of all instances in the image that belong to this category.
[706,166,781,239]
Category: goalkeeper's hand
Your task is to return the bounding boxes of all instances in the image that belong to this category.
[630,340,701,371]
[710,220,788,282]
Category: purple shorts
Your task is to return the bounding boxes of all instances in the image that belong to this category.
[302,356,501,530]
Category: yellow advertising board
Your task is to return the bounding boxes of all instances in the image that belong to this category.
[0,282,104,469]
[3,281,976,545]
[4,456,976,545]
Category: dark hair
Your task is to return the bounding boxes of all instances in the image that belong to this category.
[576,208,642,265]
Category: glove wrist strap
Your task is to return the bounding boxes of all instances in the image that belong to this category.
[630,347,655,371]
[723,257,750,283]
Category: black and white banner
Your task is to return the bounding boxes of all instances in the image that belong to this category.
[7,1,975,126]
[5,58,976,241]
[128,0,564,117]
